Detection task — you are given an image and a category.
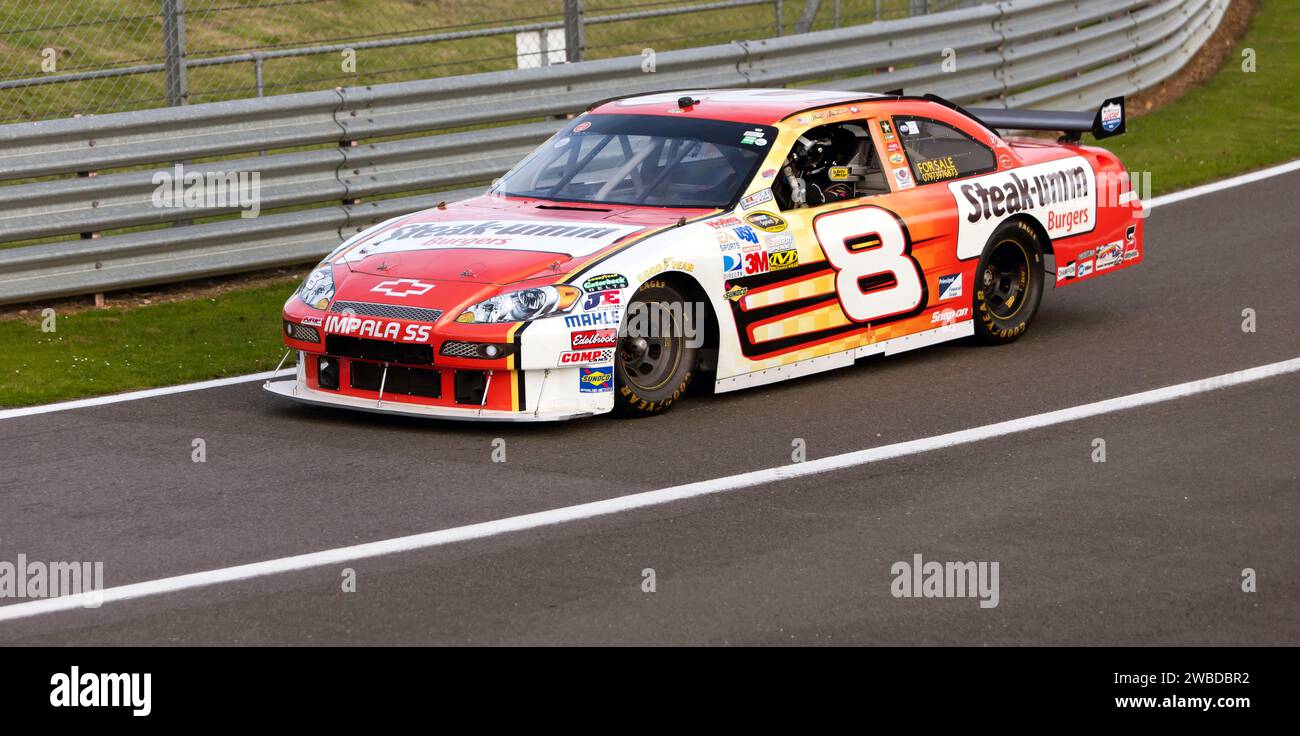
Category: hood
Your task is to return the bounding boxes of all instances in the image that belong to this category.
[337,195,712,284]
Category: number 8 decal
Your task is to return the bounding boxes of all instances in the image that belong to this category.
[813,206,924,323]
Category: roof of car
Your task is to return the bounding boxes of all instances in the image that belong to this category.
[588,88,891,125]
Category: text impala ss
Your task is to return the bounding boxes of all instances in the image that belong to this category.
[267,88,1142,420]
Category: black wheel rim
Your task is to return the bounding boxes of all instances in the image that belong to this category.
[982,239,1030,320]
[619,303,683,392]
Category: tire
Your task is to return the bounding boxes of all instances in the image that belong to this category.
[972,219,1045,345]
[613,279,698,417]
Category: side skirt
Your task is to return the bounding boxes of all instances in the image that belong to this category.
[713,320,974,394]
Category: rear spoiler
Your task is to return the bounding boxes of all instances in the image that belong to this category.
[965,96,1126,143]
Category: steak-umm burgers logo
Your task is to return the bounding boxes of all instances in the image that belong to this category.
[948,156,1097,260]
[959,166,1089,222]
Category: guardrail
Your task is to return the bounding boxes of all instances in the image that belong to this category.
[0,0,1228,305]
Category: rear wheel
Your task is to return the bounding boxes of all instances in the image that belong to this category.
[973,220,1045,345]
[613,280,697,417]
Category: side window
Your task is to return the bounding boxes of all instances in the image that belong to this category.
[892,117,995,185]
[771,121,890,210]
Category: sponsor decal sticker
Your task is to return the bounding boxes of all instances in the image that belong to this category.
[761,168,777,179]
[889,153,905,165]
[582,273,629,292]
[1123,224,1139,260]
[880,120,894,136]
[742,243,769,275]
[722,242,745,278]
[570,328,618,349]
[740,128,768,146]
[938,273,963,301]
[1077,259,1095,278]
[706,216,742,229]
[733,225,760,244]
[900,120,920,135]
[948,156,1097,260]
[636,257,695,282]
[572,121,591,133]
[301,315,323,327]
[740,189,774,210]
[931,307,970,324]
[724,285,748,301]
[1057,262,1076,281]
[579,365,614,392]
[565,310,620,328]
[563,349,615,366]
[745,211,787,233]
[1096,241,1123,270]
[581,289,621,310]
[767,240,799,271]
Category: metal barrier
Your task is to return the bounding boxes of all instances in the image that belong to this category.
[0,0,1229,305]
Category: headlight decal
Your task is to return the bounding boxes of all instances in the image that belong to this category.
[456,285,581,324]
[297,264,335,309]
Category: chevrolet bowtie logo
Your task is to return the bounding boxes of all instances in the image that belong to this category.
[370,278,435,297]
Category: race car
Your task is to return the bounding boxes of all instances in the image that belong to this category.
[266,88,1143,421]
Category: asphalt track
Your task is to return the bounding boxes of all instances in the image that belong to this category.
[1,166,1297,645]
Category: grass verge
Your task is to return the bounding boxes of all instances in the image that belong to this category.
[0,1,1293,408]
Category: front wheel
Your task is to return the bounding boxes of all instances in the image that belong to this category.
[613,280,698,417]
[972,220,1045,345]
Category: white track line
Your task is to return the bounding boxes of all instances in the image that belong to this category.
[1,356,1297,623]
[0,371,280,421]
[2,157,1300,422]
[1143,158,1300,211]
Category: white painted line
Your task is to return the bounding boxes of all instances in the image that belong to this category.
[2,355,1297,623]
[1144,158,1300,210]
[0,371,280,421]
[1,158,1298,421]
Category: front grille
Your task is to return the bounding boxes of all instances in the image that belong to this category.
[349,362,441,398]
[330,300,443,323]
[325,335,433,365]
[284,321,320,342]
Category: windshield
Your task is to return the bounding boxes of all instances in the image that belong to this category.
[491,114,776,208]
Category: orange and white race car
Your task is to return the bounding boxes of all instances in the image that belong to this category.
[268,88,1142,421]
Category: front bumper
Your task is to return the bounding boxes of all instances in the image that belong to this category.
[263,352,610,422]
[263,378,593,422]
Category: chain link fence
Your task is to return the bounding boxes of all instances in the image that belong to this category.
[0,0,982,123]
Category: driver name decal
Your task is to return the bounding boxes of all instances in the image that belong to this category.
[344,219,644,261]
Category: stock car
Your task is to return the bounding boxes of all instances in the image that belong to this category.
[266,88,1143,421]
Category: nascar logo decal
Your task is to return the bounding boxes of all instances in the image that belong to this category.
[1100,101,1123,133]
[745,212,787,233]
